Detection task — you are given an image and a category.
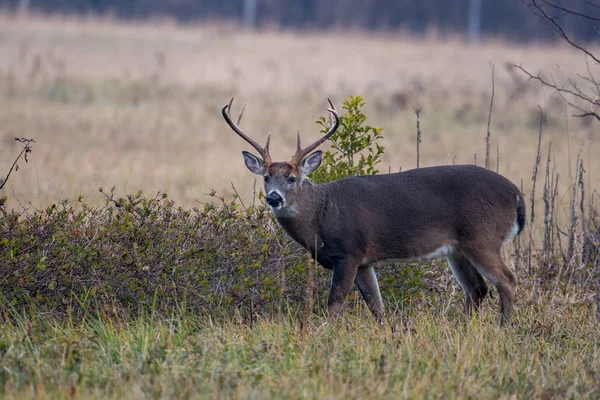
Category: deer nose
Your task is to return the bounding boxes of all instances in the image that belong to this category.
[266,191,283,207]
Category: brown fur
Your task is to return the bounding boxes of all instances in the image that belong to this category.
[266,164,525,326]
[224,99,524,326]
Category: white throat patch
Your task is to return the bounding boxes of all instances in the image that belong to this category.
[267,190,296,217]
[271,204,297,218]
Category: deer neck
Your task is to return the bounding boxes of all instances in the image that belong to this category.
[271,183,326,251]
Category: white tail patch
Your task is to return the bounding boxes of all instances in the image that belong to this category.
[503,220,520,245]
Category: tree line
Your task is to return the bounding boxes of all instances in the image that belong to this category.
[1,0,599,42]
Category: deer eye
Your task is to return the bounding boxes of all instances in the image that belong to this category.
[288,176,297,183]
[264,176,270,183]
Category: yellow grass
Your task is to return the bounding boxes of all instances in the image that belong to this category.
[1,291,599,399]
[0,14,598,212]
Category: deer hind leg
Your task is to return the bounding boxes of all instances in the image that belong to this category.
[354,266,384,324]
[460,244,517,326]
[328,258,360,319]
[446,251,489,316]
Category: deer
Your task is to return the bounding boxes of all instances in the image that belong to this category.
[222,98,526,326]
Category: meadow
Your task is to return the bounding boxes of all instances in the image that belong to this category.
[0,14,599,400]
[0,14,598,210]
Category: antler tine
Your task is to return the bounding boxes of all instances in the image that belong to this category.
[296,131,301,152]
[291,98,340,165]
[222,98,272,163]
[327,98,336,112]
[265,133,271,154]
[236,103,246,125]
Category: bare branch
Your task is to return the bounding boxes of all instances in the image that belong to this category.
[525,0,600,64]
[0,138,35,193]
[572,111,600,121]
[540,0,600,22]
[513,64,599,105]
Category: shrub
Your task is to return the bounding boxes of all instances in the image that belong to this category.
[0,186,446,320]
[310,95,384,183]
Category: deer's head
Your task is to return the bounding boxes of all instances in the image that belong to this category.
[222,98,339,212]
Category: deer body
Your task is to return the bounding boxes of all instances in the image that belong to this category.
[222,99,525,325]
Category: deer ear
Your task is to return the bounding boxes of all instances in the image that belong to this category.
[301,151,322,178]
[242,151,264,175]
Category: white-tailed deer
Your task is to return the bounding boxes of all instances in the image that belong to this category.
[222,98,525,325]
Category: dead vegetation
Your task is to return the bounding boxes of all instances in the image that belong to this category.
[0,14,598,216]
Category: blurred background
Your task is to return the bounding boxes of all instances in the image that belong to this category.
[0,0,598,210]
[3,0,599,41]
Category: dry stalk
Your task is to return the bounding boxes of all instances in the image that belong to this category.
[304,251,315,321]
[542,142,552,261]
[515,178,524,268]
[496,140,500,173]
[578,158,589,266]
[528,106,543,274]
[485,63,495,170]
[566,152,582,265]
[550,167,559,258]
[414,108,422,168]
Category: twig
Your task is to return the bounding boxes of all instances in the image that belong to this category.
[486,63,495,170]
[579,158,589,266]
[542,142,552,261]
[530,106,543,225]
[516,1,600,124]
[514,64,600,108]
[526,0,600,64]
[0,138,35,192]
[528,106,543,274]
[550,169,559,257]
[516,178,524,268]
[252,179,257,209]
[414,108,422,168]
[513,64,600,122]
[566,151,582,265]
[231,182,246,211]
[496,140,500,174]
[536,0,600,22]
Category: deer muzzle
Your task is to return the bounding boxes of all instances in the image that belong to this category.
[266,191,284,208]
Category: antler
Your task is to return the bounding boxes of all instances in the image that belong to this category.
[222,98,272,164]
[291,98,340,166]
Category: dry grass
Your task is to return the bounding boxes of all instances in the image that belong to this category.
[1,286,598,399]
[0,14,598,216]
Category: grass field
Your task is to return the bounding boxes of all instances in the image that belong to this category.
[1,288,599,399]
[1,14,599,400]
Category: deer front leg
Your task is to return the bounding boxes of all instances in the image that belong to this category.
[328,258,360,318]
[354,266,385,324]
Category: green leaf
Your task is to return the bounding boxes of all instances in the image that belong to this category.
[310,96,384,184]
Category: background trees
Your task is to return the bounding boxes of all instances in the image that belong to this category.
[2,0,599,42]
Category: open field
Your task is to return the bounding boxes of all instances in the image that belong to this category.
[0,185,598,399]
[0,14,598,213]
[1,289,599,399]
[1,14,599,400]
